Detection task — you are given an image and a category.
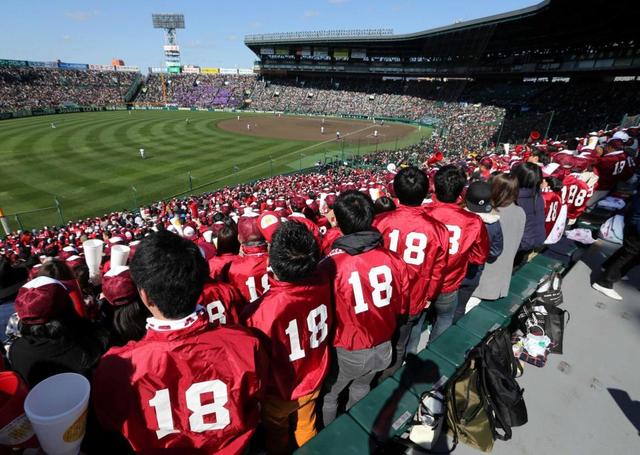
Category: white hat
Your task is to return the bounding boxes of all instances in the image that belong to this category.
[387,163,397,172]
[609,131,630,142]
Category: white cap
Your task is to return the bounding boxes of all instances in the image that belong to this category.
[609,131,630,142]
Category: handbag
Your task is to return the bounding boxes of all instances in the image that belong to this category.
[535,271,563,307]
[517,300,570,354]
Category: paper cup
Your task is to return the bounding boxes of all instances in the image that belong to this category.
[109,244,130,269]
[24,373,90,455]
[82,239,104,277]
[0,372,37,448]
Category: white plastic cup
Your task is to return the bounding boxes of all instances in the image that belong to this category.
[24,373,90,455]
[109,244,130,269]
[82,239,104,277]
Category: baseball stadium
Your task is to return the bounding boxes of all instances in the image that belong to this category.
[0,0,639,453]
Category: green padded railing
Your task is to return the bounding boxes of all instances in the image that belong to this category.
[296,254,565,453]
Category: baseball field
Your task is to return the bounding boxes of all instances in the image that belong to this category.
[0,110,429,229]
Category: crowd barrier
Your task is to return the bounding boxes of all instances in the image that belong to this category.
[297,253,569,453]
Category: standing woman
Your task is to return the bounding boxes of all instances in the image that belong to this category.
[472,174,526,305]
[512,162,546,267]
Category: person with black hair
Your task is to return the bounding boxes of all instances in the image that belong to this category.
[373,167,450,375]
[8,276,109,387]
[208,224,240,281]
[245,222,332,453]
[92,231,268,453]
[511,162,546,266]
[319,191,409,426]
[373,196,396,214]
[424,165,489,341]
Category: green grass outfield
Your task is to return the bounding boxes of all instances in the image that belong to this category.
[0,110,429,229]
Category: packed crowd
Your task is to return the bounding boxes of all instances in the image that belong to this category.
[1,117,638,452]
[0,67,137,112]
[135,74,255,108]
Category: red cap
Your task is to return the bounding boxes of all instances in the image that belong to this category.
[237,215,264,244]
[15,276,72,324]
[289,196,306,212]
[102,266,138,307]
[257,211,282,243]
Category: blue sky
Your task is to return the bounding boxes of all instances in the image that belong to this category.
[3,0,537,70]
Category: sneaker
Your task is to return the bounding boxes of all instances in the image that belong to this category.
[592,282,623,301]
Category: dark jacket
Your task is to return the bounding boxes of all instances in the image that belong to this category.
[517,187,546,251]
[461,211,503,288]
[8,323,109,387]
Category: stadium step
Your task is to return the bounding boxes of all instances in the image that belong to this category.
[507,275,540,299]
[456,305,509,338]
[427,325,482,368]
[515,262,553,286]
[347,377,419,443]
[295,413,374,454]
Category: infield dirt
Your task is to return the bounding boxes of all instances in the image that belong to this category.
[217,114,416,144]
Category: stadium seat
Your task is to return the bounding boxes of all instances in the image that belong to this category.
[427,326,482,367]
[347,377,419,442]
[393,349,457,398]
[515,262,552,286]
[507,275,540,299]
[295,413,373,454]
[479,294,524,319]
[456,305,509,338]
[530,254,564,273]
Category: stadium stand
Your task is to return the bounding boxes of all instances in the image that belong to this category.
[0,67,137,111]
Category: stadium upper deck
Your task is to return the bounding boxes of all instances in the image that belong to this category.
[245,0,640,78]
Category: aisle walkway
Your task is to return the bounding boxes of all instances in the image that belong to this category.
[453,240,640,454]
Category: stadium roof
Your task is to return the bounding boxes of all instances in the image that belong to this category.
[245,0,639,68]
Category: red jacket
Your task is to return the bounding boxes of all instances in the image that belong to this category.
[542,190,563,236]
[226,245,270,304]
[561,173,590,222]
[198,279,245,326]
[595,150,635,191]
[424,200,489,293]
[245,276,332,400]
[93,312,268,454]
[373,205,449,315]
[208,253,238,281]
[319,238,409,350]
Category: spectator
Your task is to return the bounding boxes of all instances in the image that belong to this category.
[246,222,332,453]
[373,167,449,371]
[455,181,504,320]
[373,196,396,214]
[472,174,526,304]
[226,215,270,304]
[320,191,409,425]
[92,231,268,453]
[592,184,640,300]
[208,224,240,281]
[512,163,546,266]
[100,265,149,346]
[9,276,109,386]
[425,165,489,340]
[589,133,635,207]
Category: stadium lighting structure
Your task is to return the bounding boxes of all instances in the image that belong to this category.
[152,13,185,70]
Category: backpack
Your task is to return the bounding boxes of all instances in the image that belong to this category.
[480,331,528,438]
[446,353,494,452]
[446,330,527,451]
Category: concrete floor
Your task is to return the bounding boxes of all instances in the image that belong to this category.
[450,240,640,455]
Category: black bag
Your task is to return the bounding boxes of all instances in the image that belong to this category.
[480,330,528,439]
[518,300,570,354]
[535,271,563,306]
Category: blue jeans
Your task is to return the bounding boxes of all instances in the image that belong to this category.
[429,291,458,342]
[406,312,427,355]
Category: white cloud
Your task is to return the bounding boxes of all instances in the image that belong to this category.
[227,35,239,42]
[328,0,349,4]
[303,10,320,18]
[61,34,72,42]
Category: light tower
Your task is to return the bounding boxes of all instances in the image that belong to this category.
[152,13,185,72]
